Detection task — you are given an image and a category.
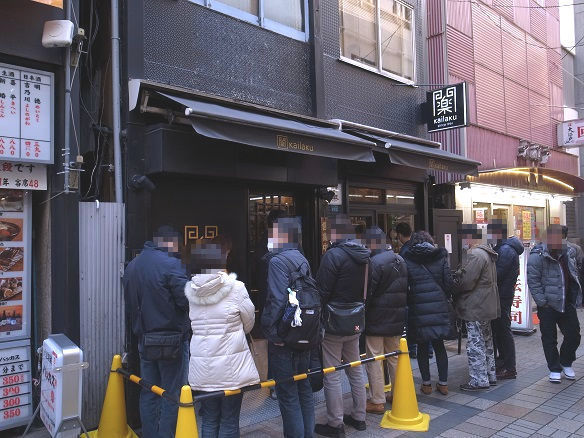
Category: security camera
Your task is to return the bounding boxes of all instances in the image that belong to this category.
[42,20,75,48]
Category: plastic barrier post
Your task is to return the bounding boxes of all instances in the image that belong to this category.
[380,338,430,432]
[175,385,199,438]
[84,355,138,438]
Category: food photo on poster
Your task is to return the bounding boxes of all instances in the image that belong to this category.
[0,247,23,272]
[0,218,23,241]
[0,191,23,211]
[0,278,22,301]
[0,305,23,334]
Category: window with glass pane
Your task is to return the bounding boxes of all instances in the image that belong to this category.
[340,0,378,67]
[265,0,304,31]
[219,0,258,15]
[340,0,415,82]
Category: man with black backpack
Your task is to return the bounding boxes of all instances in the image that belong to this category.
[315,215,371,438]
[261,217,320,438]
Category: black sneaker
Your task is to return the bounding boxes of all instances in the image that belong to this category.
[460,383,490,392]
[489,380,497,387]
[315,423,345,437]
[343,415,366,431]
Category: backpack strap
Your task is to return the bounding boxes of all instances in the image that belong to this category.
[276,251,305,287]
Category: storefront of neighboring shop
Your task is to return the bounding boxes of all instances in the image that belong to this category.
[0,63,52,431]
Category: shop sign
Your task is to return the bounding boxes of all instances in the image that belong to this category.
[557,118,584,147]
[327,185,343,206]
[511,249,534,332]
[444,234,452,254]
[522,211,532,241]
[474,209,485,224]
[0,63,54,164]
[0,162,47,191]
[0,342,32,430]
[425,83,468,133]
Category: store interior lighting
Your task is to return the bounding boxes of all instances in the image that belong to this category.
[31,0,63,7]
[455,182,574,204]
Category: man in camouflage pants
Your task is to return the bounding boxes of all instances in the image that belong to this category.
[454,225,501,391]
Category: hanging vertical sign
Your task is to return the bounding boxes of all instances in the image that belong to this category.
[425,83,469,132]
[0,63,54,164]
[511,248,534,333]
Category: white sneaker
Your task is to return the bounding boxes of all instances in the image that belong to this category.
[562,366,576,380]
[549,372,562,383]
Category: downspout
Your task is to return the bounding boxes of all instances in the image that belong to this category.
[111,0,123,202]
[64,0,71,193]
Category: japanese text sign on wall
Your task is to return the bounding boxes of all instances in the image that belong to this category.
[557,118,584,147]
[0,342,32,430]
[0,162,47,191]
[426,83,468,133]
[511,249,534,332]
[0,63,54,164]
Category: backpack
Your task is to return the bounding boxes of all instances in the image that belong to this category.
[276,253,322,350]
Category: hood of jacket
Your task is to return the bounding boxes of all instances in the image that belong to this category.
[332,239,371,264]
[402,242,447,264]
[184,272,238,305]
[497,237,524,256]
[472,243,499,261]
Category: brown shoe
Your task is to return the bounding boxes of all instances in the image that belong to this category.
[385,393,393,404]
[496,369,517,380]
[436,383,448,395]
[366,400,385,414]
[420,383,432,395]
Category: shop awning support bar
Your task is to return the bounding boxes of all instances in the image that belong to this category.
[139,92,196,126]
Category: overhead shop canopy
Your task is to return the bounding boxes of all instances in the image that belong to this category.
[157,93,376,163]
[350,131,481,176]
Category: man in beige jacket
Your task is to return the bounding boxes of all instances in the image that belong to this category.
[455,224,501,391]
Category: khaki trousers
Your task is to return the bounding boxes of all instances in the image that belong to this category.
[365,335,400,404]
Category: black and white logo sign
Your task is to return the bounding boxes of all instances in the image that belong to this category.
[426,82,468,133]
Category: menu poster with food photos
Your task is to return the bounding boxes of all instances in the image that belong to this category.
[0,190,30,340]
[0,63,54,164]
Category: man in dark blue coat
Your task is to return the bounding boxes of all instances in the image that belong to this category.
[123,226,190,438]
[489,221,524,380]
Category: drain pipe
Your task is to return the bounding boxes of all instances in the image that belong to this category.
[63,0,72,193]
[111,0,123,202]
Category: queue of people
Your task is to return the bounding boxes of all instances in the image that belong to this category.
[122,217,582,438]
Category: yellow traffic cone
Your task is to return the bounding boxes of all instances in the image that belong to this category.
[84,355,138,438]
[175,385,199,438]
[380,338,430,432]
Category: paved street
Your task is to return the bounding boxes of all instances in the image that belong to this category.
[10,310,584,438]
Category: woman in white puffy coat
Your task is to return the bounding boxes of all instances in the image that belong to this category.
[185,240,259,438]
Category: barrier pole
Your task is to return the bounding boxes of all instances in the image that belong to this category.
[175,385,199,438]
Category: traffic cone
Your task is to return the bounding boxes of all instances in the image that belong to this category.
[175,385,199,438]
[380,338,430,432]
[84,355,138,438]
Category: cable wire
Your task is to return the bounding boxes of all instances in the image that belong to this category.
[447,0,584,8]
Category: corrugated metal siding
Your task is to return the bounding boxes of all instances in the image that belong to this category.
[526,38,549,97]
[466,125,518,169]
[547,13,561,53]
[492,0,514,23]
[501,18,528,85]
[504,79,531,139]
[447,28,475,82]
[427,34,445,84]
[528,90,552,146]
[475,64,506,132]
[472,3,503,74]
[427,0,443,37]
[550,83,563,122]
[467,80,478,125]
[529,1,547,44]
[514,0,531,32]
[548,48,563,87]
[546,0,560,20]
[446,0,472,37]
[546,149,579,174]
[79,202,125,428]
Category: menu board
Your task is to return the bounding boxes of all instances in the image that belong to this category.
[0,340,32,430]
[0,190,30,341]
[0,63,54,164]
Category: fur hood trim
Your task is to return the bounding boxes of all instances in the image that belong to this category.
[184,272,238,305]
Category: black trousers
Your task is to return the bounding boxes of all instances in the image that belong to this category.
[492,296,516,372]
[537,305,581,372]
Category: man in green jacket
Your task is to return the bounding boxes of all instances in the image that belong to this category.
[455,224,501,391]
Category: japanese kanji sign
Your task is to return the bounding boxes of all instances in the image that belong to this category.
[426,83,468,133]
[0,63,54,164]
[0,342,32,430]
[557,118,584,147]
[0,162,47,191]
[511,248,534,332]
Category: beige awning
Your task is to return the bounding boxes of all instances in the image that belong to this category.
[31,0,63,8]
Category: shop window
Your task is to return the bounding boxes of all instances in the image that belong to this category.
[248,193,295,250]
[191,0,308,42]
[340,0,415,84]
[513,206,544,242]
[472,202,490,224]
[348,186,415,206]
[379,212,414,253]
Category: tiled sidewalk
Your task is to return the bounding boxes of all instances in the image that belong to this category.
[241,310,584,438]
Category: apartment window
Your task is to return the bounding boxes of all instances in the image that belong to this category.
[340,0,415,83]
[192,0,308,41]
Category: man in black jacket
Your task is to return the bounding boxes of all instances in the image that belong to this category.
[363,227,408,414]
[315,215,371,438]
[123,226,190,438]
[489,220,524,380]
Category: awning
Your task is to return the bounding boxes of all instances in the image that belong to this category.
[349,131,481,176]
[468,167,584,194]
[157,93,376,163]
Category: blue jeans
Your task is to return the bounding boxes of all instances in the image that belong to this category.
[268,343,314,438]
[199,393,243,438]
[139,340,189,438]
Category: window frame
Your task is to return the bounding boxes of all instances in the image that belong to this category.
[190,0,310,42]
[339,0,416,85]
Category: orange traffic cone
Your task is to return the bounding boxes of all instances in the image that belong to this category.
[175,385,199,438]
[84,355,138,438]
[380,338,430,432]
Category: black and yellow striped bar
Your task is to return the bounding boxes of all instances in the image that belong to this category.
[114,349,404,405]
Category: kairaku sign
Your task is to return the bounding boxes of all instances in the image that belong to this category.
[426,83,468,133]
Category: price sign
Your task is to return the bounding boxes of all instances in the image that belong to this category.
[0,342,32,430]
[0,64,53,164]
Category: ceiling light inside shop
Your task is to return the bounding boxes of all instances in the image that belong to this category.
[365,195,379,198]
[396,195,415,199]
[249,197,263,201]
